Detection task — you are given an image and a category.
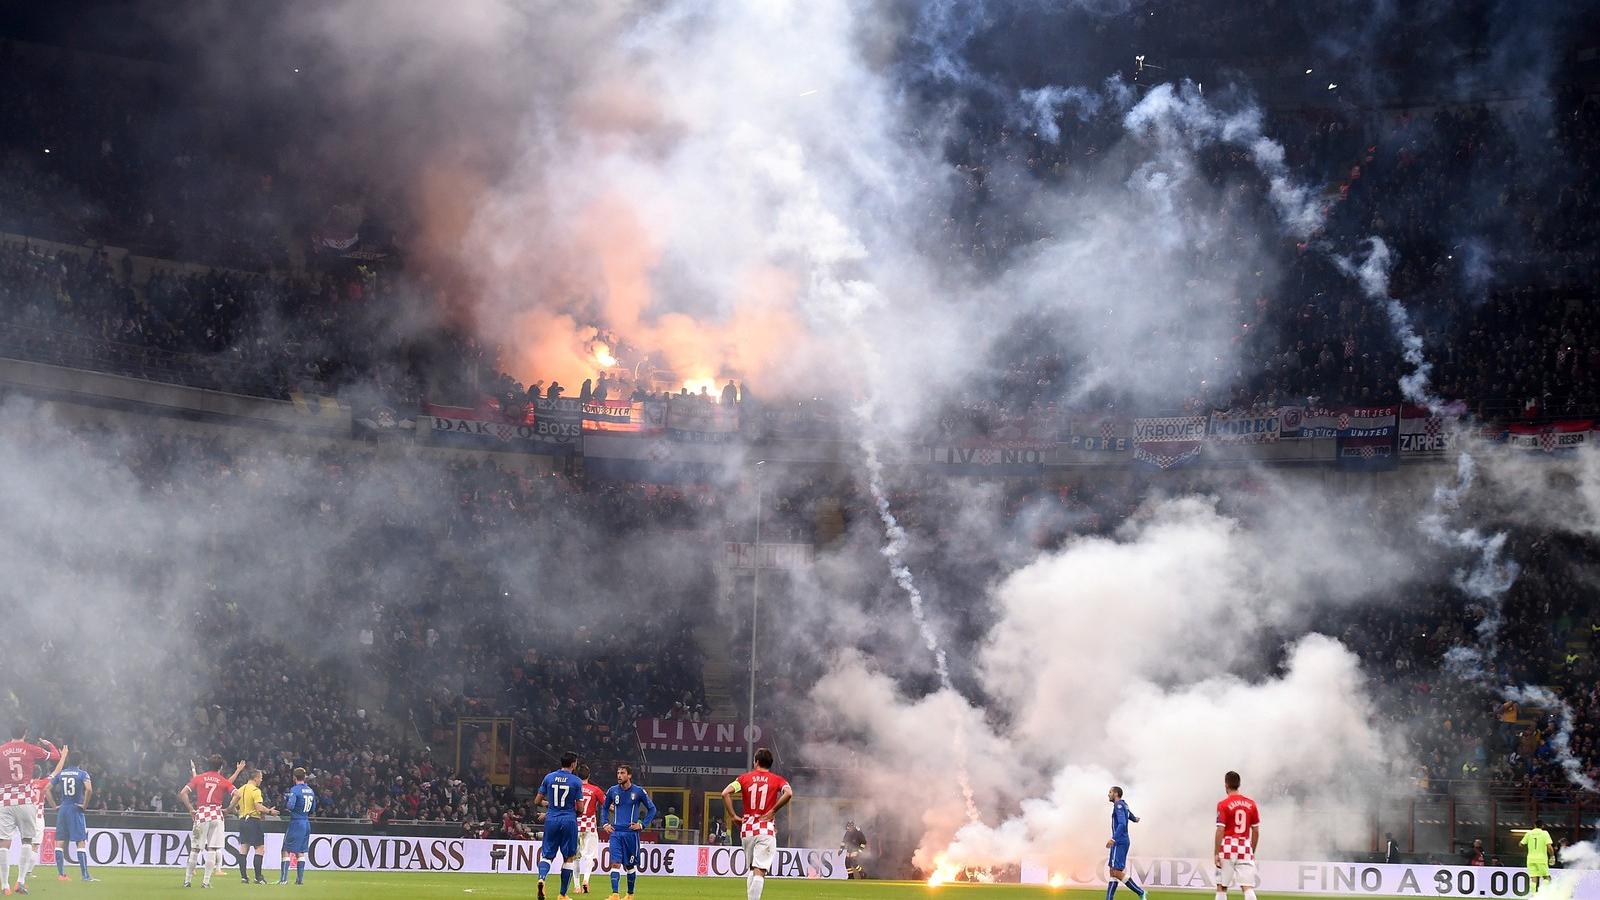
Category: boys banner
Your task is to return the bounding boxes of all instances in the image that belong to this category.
[1132,416,1207,469]
[1336,406,1399,469]
[7,828,844,878]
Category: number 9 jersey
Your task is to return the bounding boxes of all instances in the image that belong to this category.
[1215,793,1261,889]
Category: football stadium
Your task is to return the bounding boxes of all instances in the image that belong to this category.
[2,1,1600,898]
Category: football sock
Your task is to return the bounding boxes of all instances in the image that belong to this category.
[57,845,67,877]
[1244,889,1259,900]
[612,869,622,893]
[280,859,290,882]
[539,858,552,880]
[78,847,91,880]
[747,872,765,900]
[254,853,264,880]
[1126,876,1147,898]
[626,867,637,894]
[1108,880,1120,900]
[560,864,574,896]
[295,859,305,884]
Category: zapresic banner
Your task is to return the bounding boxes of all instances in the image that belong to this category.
[6,828,844,879]
[1022,856,1597,899]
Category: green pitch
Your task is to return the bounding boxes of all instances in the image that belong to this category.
[6,871,1341,900]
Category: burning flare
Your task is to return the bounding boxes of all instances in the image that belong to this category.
[926,855,961,887]
[593,343,618,368]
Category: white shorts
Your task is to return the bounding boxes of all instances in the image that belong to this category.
[29,806,43,843]
[1215,858,1259,888]
[743,834,777,872]
[578,831,600,867]
[192,818,226,849]
[0,802,37,844]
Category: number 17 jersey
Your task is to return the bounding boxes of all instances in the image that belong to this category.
[539,770,582,823]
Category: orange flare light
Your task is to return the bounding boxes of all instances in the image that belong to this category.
[926,855,960,888]
[594,343,618,368]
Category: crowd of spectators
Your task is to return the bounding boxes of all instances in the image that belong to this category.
[0,420,713,830]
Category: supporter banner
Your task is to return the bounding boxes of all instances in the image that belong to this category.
[1336,406,1399,469]
[1208,408,1282,444]
[1068,417,1131,453]
[1022,856,1596,899]
[1507,420,1593,454]
[1280,406,1342,439]
[533,397,641,432]
[582,433,735,483]
[353,403,415,439]
[420,415,578,455]
[1132,416,1207,469]
[4,828,843,879]
[722,542,815,569]
[924,445,1046,476]
[1399,405,1456,456]
[666,397,740,442]
[636,719,770,755]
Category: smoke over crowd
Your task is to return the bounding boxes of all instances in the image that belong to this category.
[2,0,1600,886]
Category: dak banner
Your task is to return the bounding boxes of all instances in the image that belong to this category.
[1133,416,1207,469]
[1024,856,1597,898]
[7,828,843,879]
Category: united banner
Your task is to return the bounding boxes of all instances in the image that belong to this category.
[1398,405,1456,456]
[1506,420,1593,454]
[1132,416,1207,469]
[1207,408,1282,444]
[1336,406,1398,469]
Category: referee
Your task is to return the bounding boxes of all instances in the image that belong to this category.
[230,770,279,884]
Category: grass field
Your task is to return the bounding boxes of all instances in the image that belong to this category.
[1,872,1331,900]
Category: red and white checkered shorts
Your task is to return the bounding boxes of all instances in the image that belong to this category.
[194,805,226,823]
[578,815,597,831]
[740,818,776,839]
[1220,836,1255,860]
[0,784,34,806]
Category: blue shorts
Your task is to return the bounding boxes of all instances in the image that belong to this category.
[542,818,578,862]
[284,820,312,854]
[1108,841,1130,871]
[55,806,88,843]
[608,831,641,869]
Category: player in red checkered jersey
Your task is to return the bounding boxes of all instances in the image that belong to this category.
[179,755,246,888]
[574,765,607,894]
[0,732,61,896]
[1214,771,1261,900]
[15,752,68,894]
[721,748,793,900]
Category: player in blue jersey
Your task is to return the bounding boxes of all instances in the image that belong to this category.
[1106,786,1147,900]
[51,757,95,882]
[599,764,656,900]
[536,752,584,900]
[278,768,316,885]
